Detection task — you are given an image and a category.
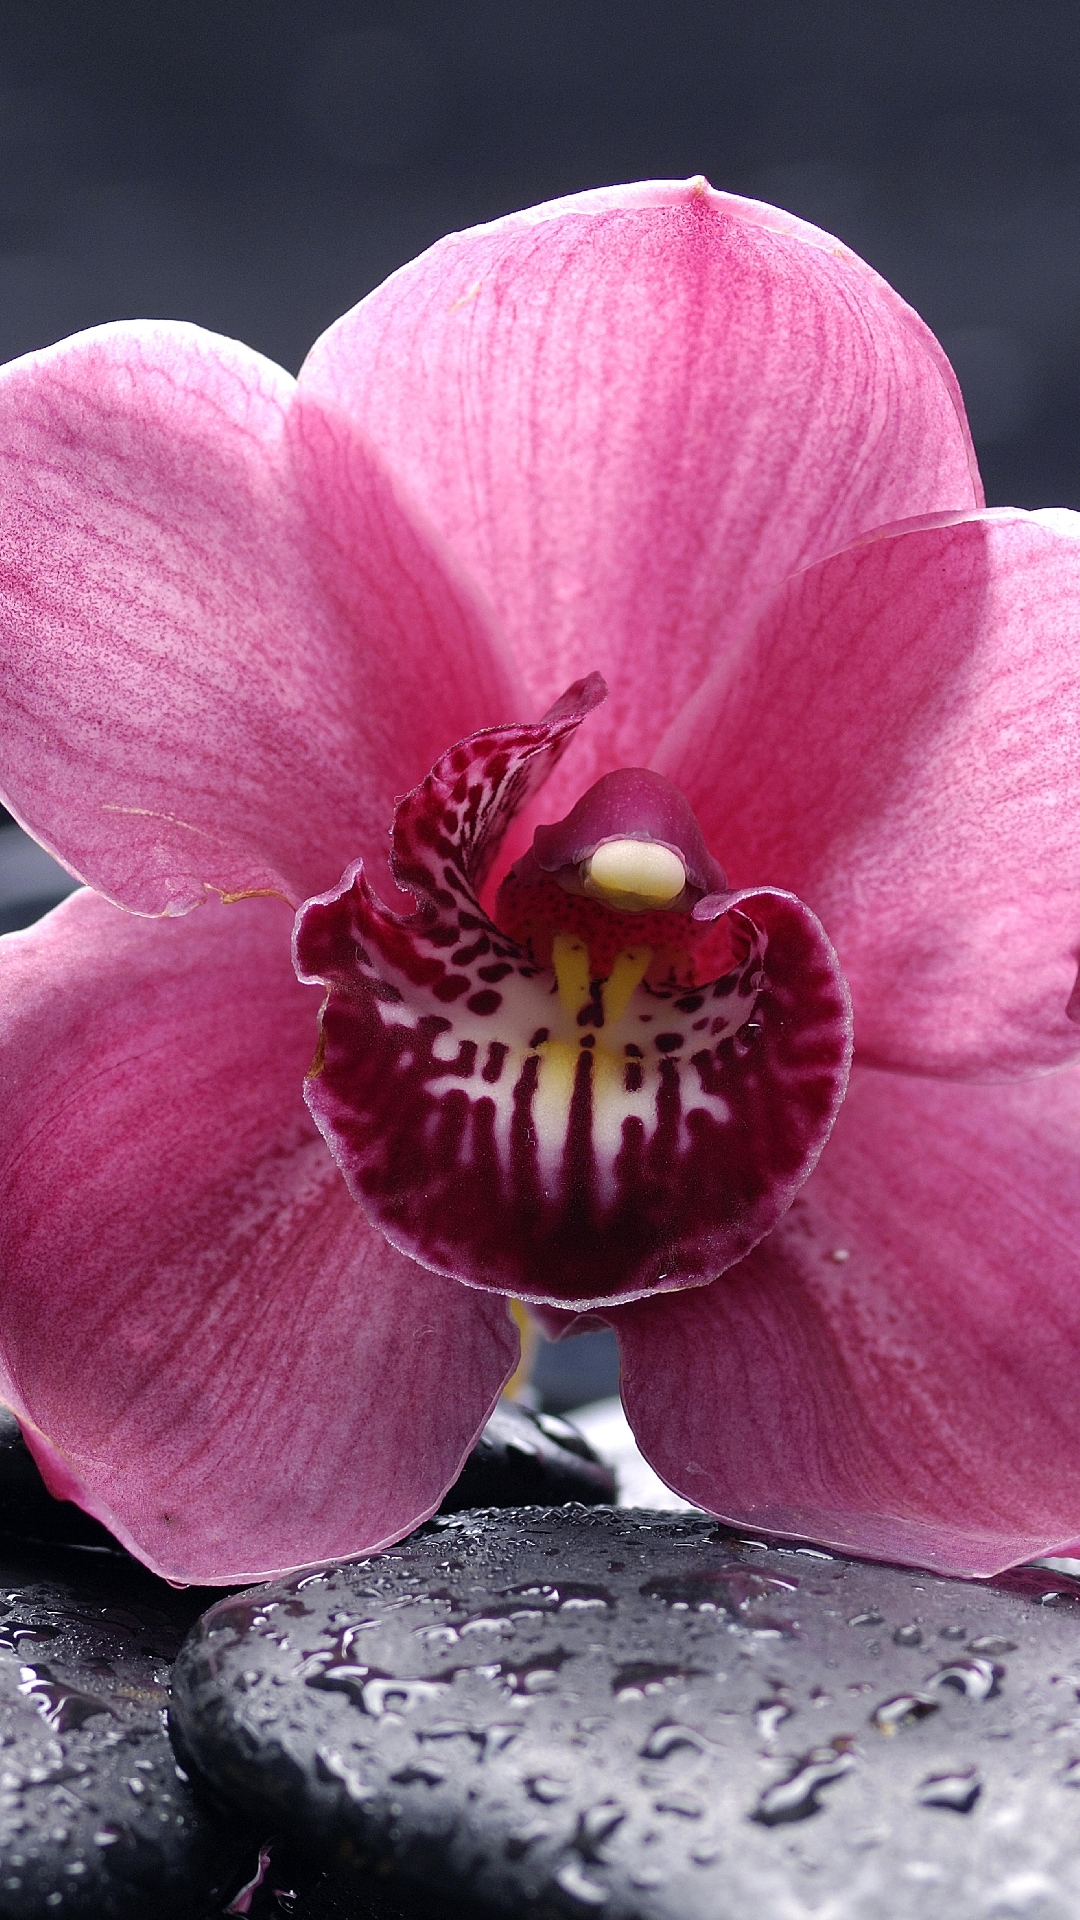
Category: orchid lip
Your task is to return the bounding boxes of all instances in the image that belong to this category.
[294,677,852,1311]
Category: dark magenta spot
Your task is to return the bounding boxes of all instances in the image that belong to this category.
[624,1043,643,1058]
[482,1042,509,1084]
[433,975,471,1003]
[655,1033,684,1052]
[624,1062,644,1092]
[417,1014,453,1037]
[674,994,705,1013]
[529,1028,550,1048]
[580,1034,596,1049]
[478,962,514,982]
[467,990,503,1016]
[371,979,404,1004]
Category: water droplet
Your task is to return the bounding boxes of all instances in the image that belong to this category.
[315,1748,375,1803]
[928,1657,1003,1702]
[917,1769,981,1812]
[848,1609,885,1628]
[755,1699,793,1743]
[391,1761,446,1786]
[871,1693,940,1734]
[0,1622,63,1652]
[654,1792,702,1818]
[639,1722,710,1760]
[691,1843,722,1865]
[506,1821,550,1859]
[640,1564,796,1618]
[554,1858,609,1906]
[1060,1757,1080,1787]
[469,1582,614,1626]
[498,1651,572,1696]
[612,1661,705,1699]
[16,1666,112,1733]
[968,1635,1017,1657]
[752,1743,855,1825]
[575,1801,626,1859]
[529,1775,570,1804]
[893,1624,923,1647]
[481,1723,519,1756]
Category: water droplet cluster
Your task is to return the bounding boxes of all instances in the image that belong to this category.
[171,1510,1080,1916]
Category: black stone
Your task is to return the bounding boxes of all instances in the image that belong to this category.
[171,1508,1080,1918]
[0,1536,254,1917]
[0,1411,117,1552]
[0,1403,613,1561]
[438,1404,616,1514]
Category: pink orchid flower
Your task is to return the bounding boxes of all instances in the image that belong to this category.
[1,178,1079,1589]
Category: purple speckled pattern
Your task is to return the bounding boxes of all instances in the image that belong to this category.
[294,685,852,1308]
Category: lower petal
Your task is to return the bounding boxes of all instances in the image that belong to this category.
[0,892,517,1582]
[613,1062,1080,1576]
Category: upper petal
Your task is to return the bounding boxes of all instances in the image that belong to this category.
[655,510,1080,1078]
[0,891,517,1583]
[613,1062,1080,1577]
[299,177,980,816]
[0,321,522,914]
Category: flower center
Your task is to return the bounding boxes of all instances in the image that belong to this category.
[582,838,687,910]
[294,676,852,1309]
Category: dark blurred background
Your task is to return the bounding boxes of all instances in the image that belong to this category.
[0,0,1075,503]
[2,0,1076,1413]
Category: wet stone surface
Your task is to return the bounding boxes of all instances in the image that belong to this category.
[171,1508,1080,1919]
[0,1413,116,1553]
[439,1404,616,1515]
[0,1537,253,1917]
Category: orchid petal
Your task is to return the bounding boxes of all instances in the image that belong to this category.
[0,891,518,1583]
[299,177,980,820]
[295,690,851,1308]
[613,1062,1080,1577]
[655,511,1080,1078]
[0,321,521,914]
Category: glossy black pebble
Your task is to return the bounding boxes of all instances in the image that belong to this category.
[172,1509,1080,1919]
[0,1414,115,1553]
[0,1403,613,1562]
[0,1538,254,1918]
[439,1403,615,1514]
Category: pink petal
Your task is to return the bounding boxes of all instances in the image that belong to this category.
[299,177,980,820]
[613,1062,1080,1577]
[296,691,851,1308]
[0,321,521,914]
[655,510,1080,1078]
[0,890,518,1583]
